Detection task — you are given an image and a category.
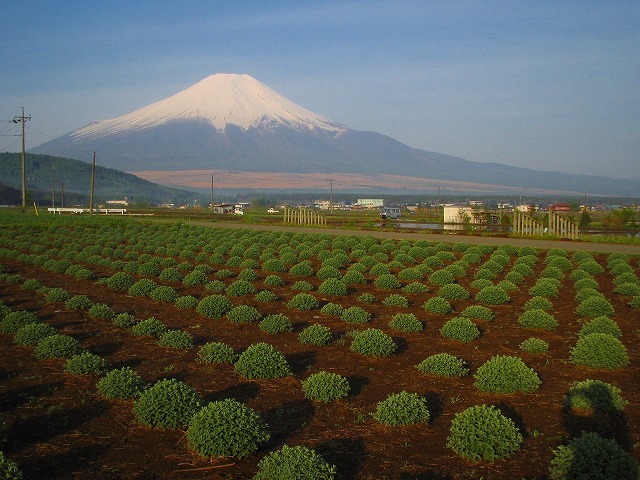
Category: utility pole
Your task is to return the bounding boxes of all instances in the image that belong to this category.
[52,159,56,209]
[89,152,96,215]
[210,172,214,212]
[329,179,334,213]
[13,107,31,213]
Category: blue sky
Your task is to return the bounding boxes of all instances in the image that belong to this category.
[2,1,638,179]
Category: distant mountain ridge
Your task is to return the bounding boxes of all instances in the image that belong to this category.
[31,73,640,196]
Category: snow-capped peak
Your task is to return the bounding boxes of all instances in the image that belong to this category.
[71,73,346,141]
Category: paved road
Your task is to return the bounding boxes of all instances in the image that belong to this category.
[185,220,640,255]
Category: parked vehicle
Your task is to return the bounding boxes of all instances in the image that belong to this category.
[380,207,401,220]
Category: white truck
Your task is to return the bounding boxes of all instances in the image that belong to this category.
[380,207,401,220]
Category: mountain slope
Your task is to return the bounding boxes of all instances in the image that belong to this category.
[32,74,640,196]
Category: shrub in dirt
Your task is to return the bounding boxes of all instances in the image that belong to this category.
[389,313,423,333]
[504,271,524,284]
[34,334,82,359]
[292,280,314,291]
[237,268,258,282]
[128,278,158,297]
[350,328,396,357]
[373,391,430,426]
[133,378,202,430]
[149,286,178,303]
[422,296,452,315]
[227,305,261,323]
[0,451,23,480]
[460,305,494,321]
[289,261,314,277]
[234,343,292,379]
[186,398,270,459]
[438,283,470,300]
[578,260,605,275]
[548,431,639,480]
[428,269,455,286]
[569,269,592,282]
[614,282,640,296]
[197,342,237,363]
[341,306,371,324]
[474,355,541,394]
[131,317,167,338]
[475,285,510,305]
[64,352,108,374]
[197,295,233,318]
[259,314,292,334]
[182,270,208,287]
[565,379,627,414]
[447,404,523,462]
[470,279,493,290]
[299,324,332,346]
[316,266,341,280]
[573,277,599,290]
[262,258,286,273]
[579,316,621,338]
[383,294,409,307]
[342,270,366,286]
[575,287,604,303]
[97,368,143,400]
[570,333,629,370]
[369,263,390,276]
[112,312,137,328]
[357,292,377,303]
[88,303,115,320]
[254,444,336,480]
[416,353,469,377]
[64,294,93,310]
[403,282,429,294]
[45,287,70,303]
[175,295,198,310]
[2,310,38,334]
[21,278,41,290]
[215,268,234,279]
[105,272,135,291]
[0,302,10,322]
[374,274,402,290]
[318,278,347,296]
[254,290,278,303]
[528,279,560,297]
[474,268,497,281]
[14,323,57,346]
[628,296,640,309]
[287,293,319,311]
[226,279,257,297]
[517,309,559,331]
[263,275,285,287]
[320,303,344,316]
[519,337,549,354]
[159,330,193,349]
[612,272,639,286]
[523,296,553,311]
[302,371,350,403]
[398,267,422,280]
[541,266,564,280]
[575,296,615,318]
[204,279,226,292]
[440,317,480,343]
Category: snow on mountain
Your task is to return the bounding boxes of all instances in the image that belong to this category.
[71,73,346,142]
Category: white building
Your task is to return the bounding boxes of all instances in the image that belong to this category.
[357,198,384,208]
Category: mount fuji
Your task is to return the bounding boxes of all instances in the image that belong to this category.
[32,73,638,195]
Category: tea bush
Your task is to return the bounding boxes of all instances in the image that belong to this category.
[254,445,336,480]
[440,317,480,343]
[226,279,257,297]
[438,283,470,300]
[474,268,498,281]
[579,316,621,338]
[105,272,135,291]
[237,268,258,282]
[292,280,314,291]
[45,287,70,303]
[518,309,559,331]
[629,296,640,309]
[389,313,423,333]
[570,333,629,370]
[614,282,640,296]
[215,268,234,279]
[158,330,193,349]
[429,269,455,286]
[447,404,523,462]
[403,282,429,293]
[374,274,402,290]
[234,343,292,379]
[573,277,599,290]
[148,286,178,303]
[460,305,494,321]
[575,287,605,302]
[519,337,549,354]
[528,279,560,297]
[523,296,553,311]
[565,379,627,414]
[302,371,350,403]
[2,310,38,334]
[470,279,493,290]
[318,278,347,296]
[259,314,292,334]
[475,286,510,305]
[21,278,41,290]
[299,324,332,346]
[341,306,371,324]
[182,270,208,287]
[541,266,564,280]
[289,261,313,277]
[316,266,341,280]
[128,278,158,297]
[357,292,377,303]
[133,378,202,430]
[255,290,278,303]
[64,294,93,310]
[373,391,430,426]
[341,270,366,286]
[131,317,167,337]
[186,398,270,458]
[112,312,137,328]
[287,293,319,311]
[382,294,409,307]
[575,296,615,318]
[0,450,23,480]
[197,295,233,318]
[422,297,452,315]
[320,303,343,316]
[34,334,82,359]
[263,275,285,287]
[226,305,261,323]
[64,352,108,374]
[14,323,57,346]
[548,431,639,480]
[474,355,541,394]
[175,295,198,309]
[369,263,390,276]
[578,260,605,275]
[398,267,422,281]
[197,342,237,363]
[262,258,286,272]
[350,328,396,357]
[416,353,468,377]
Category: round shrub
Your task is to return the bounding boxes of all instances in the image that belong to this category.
[579,316,621,338]
[22,278,41,290]
[541,266,564,280]
[292,280,313,291]
[575,287,604,302]
[226,279,257,297]
[263,275,285,287]
[517,309,559,331]
[438,283,470,300]
[357,292,377,303]
[197,295,233,318]
[316,266,341,280]
[197,342,237,363]
[460,305,494,321]
[403,282,429,294]
[350,328,396,357]
[131,317,167,337]
[523,296,553,311]
[342,270,366,286]
[573,277,599,290]
[474,355,541,394]
[182,270,208,287]
[227,305,261,323]
[374,274,402,290]
[382,294,409,307]
[389,313,423,333]
[159,330,193,349]
[447,405,523,462]
[254,444,336,480]
[237,268,258,282]
[475,286,510,305]
[519,337,549,354]
[470,279,493,290]
[474,269,497,281]
[234,343,292,379]
[259,314,292,334]
[215,268,234,279]
[528,279,560,297]
[2,310,38,334]
[112,312,137,328]
[149,286,178,303]
[262,258,286,273]
[128,278,158,297]
[105,272,135,291]
[0,451,23,480]
[416,353,468,377]
[299,324,332,346]
[133,378,202,430]
[287,293,318,311]
[34,334,82,359]
[422,296,452,315]
[614,282,640,296]
[187,398,270,458]
[289,261,313,277]
[44,287,70,303]
[398,267,422,280]
[175,295,198,309]
[64,352,108,374]
[341,306,371,324]
[373,391,430,426]
[302,371,350,403]
[428,269,455,286]
[14,323,57,346]
[566,379,627,415]
[88,303,115,320]
[549,431,639,480]
[318,278,347,296]
[440,317,480,343]
[570,333,629,370]
[320,303,344,316]
[576,296,615,318]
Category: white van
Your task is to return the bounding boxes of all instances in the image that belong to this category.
[380,207,401,220]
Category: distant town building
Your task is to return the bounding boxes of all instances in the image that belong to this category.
[357,198,384,208]
[106,197,128,206]
[548,203,571,212]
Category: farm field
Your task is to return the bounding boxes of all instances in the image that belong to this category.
[0,215,638,479]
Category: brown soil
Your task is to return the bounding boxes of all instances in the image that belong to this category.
[0,232,638,480]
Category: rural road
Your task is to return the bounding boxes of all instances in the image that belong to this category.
[184,220,640,255]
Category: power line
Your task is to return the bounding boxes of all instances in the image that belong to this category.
[13,108,31,212]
